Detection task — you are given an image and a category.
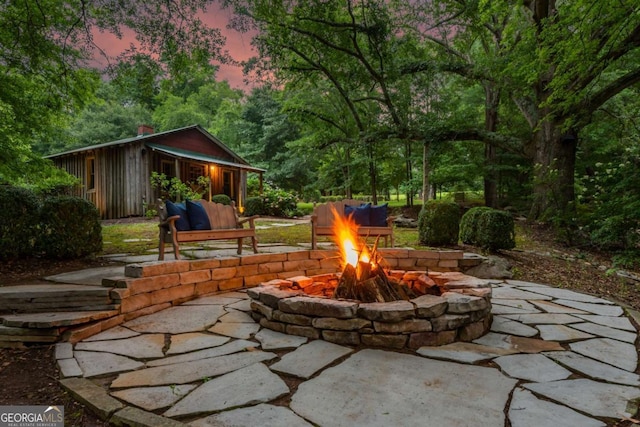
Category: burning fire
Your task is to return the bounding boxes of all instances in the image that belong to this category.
[331,206,374,280]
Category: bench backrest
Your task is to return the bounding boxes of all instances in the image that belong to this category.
[201,200,239,229]
[158,199,240,230]
[313,199,367,227]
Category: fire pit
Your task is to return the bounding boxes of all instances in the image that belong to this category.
[248,209,492,349]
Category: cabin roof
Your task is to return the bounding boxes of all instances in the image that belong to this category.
[45,124,257,170]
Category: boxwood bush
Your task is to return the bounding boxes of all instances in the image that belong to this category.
[211,194,232,205]
[37,196,102,259]
[0,185,40,260]
[418,200,461,246]
[460,207,515,251]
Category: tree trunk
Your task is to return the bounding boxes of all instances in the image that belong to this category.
[529,119,577,220]
[484,83,500,208]
[422,141,430,203]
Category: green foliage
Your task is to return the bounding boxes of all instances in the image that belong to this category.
[243,183,299,217]
[244,197,264,217]
[150,172,207,201]
[461,207,515,252]
[211,194,232,205]
[459,207,493,244]
[418,201,461,246]
[37,197,102,259]
[0,186,40,260]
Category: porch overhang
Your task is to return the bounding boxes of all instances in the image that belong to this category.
[146,143,265,173]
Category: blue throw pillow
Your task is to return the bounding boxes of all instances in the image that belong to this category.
[345,203,371,226]
[370,203,388,227]
[186,200,211,230]
[165,201,191,231]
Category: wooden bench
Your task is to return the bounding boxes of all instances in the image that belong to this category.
[158,199,258,260]
[311,199,395,249]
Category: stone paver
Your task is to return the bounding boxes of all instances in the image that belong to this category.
[494,353,572,382]
[291,349,517,427]
[490,316,538,337]
[416,342,516,363]
[75,334,166,359]
[569,337,638,372]
[164,363,289,418]
[545,351,640,386]
[147,339,258,367]
[167,333,230,355]
[270,340,353,379]
[111,350,277,388]
[74,351,144,377]
[82,326,140,342]
[570,321,637,343]
[54,271,640,427]
[208,322,260,339]
[525,378,640,418]
[124,305,225,334]
[189,403,313,427]
[508,388,605,427]
[535,324,595,342]
[112,385,196,411]
[254,328,308,349]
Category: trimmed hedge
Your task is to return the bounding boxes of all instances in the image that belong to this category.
[211,194,232,205]
[460,206,515,251]
[37,196,103,259]
[459,207,493,244]
[418,201,461,246]
[0,186,40,260]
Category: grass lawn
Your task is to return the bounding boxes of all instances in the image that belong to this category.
[101,218,429,257]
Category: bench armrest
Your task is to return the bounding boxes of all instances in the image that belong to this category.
[159,215,181,229]
[238,215,259,228]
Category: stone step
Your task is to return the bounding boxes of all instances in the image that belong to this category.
[0,310,120,329]
[0,283,116,313]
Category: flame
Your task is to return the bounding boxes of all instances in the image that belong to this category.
[331,206,372,272]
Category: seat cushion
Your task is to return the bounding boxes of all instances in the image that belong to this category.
[165,201,191,231]
[370,203,388,227]
[186,200,211,230]
[345,203,371,226]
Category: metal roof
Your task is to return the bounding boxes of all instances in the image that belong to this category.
[147,143,266,173]
[45,125,256,169]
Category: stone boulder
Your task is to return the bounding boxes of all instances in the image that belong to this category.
[465,255,513,279]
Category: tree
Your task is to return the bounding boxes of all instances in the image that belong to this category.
[226,0,435,205]
[0,0,227,182]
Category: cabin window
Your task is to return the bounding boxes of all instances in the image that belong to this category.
[86,157,95,191]
[161,160,175,178]
[188,164,205,182]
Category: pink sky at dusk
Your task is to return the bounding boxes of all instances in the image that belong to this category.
[92,3,257,91]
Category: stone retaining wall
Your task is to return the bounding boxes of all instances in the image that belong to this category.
[80,249,483,343]
[247,272,492,349]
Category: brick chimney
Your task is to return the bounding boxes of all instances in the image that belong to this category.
[137,124,154,136]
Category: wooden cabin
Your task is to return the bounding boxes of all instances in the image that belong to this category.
[47,124,265,219]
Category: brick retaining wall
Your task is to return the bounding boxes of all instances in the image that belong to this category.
[75,250,483,343]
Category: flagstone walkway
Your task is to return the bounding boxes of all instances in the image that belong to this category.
[57,279,640,427]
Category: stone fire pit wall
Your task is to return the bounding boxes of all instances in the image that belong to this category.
[79,249,482,344]
[247,272,492,350]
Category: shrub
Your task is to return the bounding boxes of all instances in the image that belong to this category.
[461,207,515,251]
[211,194,232,205]
[418,200,461,246]
[0,185,40,260]
[37,196,102,259]
[459,207,493,244]
[244,196,264,216]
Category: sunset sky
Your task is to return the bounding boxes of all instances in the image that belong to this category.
[92,4,257,91]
